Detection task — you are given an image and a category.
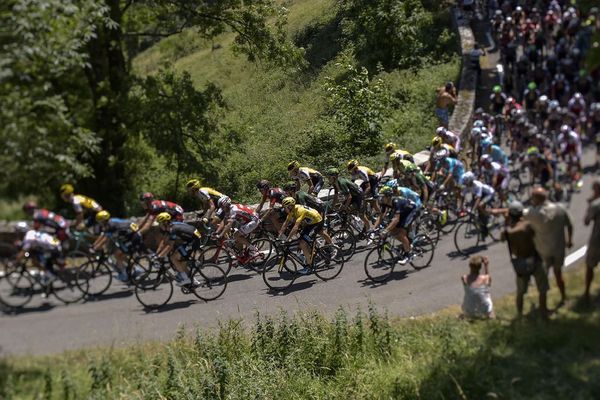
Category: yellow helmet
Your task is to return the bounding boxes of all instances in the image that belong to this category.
[346,159,359,171]
[389,151,401,161]
[432,136,442,147]
[156,212,172,223]
[282,197,296,207]
[60,184,74,195]
[384,142,397,153]
[95,210,111,222]
[186,179,201,190]
[287,161,300,171]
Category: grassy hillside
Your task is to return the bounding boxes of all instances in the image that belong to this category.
[2,266,599,399]
[132,0,459,203]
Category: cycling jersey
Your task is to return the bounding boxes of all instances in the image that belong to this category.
[399,160,420,174]
[351,166,375,182]
[390,150,414,162]
[223,204,257,224]
[71,195,102,214]
[443,131,461,152]
[490,93,507,114]
[334,177,363,197]
[296,190,325,213]
[558,131,582,158]
[22,230,61,252]
[32,209,68,232]
[462,180,495,202]
[397,186,422,207]
[165,222,202,243]
[483,162,509,189]
[149,200,184,221]
[285,204,322,226]
[267,188,286,207]
[294,167,324,194]
[195,187,225,204]
[441,157,465,184]
[102,218,139,238]
[381,197,418,229]
[488,144,509,166]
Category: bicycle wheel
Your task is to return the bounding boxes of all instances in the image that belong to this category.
[363,245,395,282]
[454,219,481,256]
[249,238,274,272]
[262,256,297,291]
[438,207,460,235]
[409,235,435,270]
[134,266,174,310]
[52,268,88,304]
[331,228,356,259]
[416,215,440,244]
[197,245,233,275]
[314,244,345,281]
[191,263,228,301]
[75,254,112,297]
[0,269,34,309]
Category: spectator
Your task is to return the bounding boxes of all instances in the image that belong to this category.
[469,45,486,78]
[502,201,549,318]
[584,179,600,302]
[524,187,573,306]
[435,82,457,128]
[461,255,495,319]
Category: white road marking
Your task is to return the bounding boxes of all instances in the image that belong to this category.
[565,246,588,268]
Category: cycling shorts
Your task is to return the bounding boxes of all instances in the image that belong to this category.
[239,218,259,236]
[300,221,324,243]
[311,176,324,195]
[480,193,494,205]
[360,176,380,198]
[398,208,419,230]
[175,238,201,258]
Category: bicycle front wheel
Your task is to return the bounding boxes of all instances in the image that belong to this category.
[262,256,297,291]
[191,263,228,301]
[248,238,274,272]
[75,255,112,297]
[416,215,440,244]
[409,235,435,270]
[134,267,174,310]
[314,244,345,281]
[454,220,481,256]
[0,269,34,309]
[197,245,233,275]
[331,229,356,259]
[363,245,395,282]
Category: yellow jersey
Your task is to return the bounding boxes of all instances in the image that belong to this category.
[72,195,102,214]
[285,205,322,225]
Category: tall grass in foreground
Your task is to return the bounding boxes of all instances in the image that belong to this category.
[2,267,599,399]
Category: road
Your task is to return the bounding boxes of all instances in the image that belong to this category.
[1,21,598,357]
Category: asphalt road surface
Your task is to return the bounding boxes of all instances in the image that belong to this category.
[1,24,598,356]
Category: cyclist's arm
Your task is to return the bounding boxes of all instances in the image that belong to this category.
[138,214,153,235]
[278,217,292,238]
[156,239,173,257]
[386,213,400,234]
[287,219,303,240]
[92,235,109,251]
[205,200,216,221]
[256,194,267,213]
[74,211,84,229]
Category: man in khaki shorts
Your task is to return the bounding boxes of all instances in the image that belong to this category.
[584,179,600,302]
[524,187,573,305]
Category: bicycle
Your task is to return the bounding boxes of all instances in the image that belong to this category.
[363,231,435,283]
[0,254,88,310]
[262,238,345,292]
[134,250,227,310]
[197,232,274,275]
[453,209,502,256]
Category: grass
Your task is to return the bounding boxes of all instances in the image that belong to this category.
[2,265,599,399]
[132,0,460,203]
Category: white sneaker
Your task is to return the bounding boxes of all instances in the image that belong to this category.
[176,277,192,287]
[297,267,311,275]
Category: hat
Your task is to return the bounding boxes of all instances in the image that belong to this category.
[508,201,524,217]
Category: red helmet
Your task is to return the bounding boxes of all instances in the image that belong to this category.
[22,201,37,214]
[139,192,154,202]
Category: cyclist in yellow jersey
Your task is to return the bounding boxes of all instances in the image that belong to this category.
[287,161,324,196]
[185,179,229,222]
[59,184,103,230]
[383,143,412,175]
[278,197,333,272]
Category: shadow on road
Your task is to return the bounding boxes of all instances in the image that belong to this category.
[85,289,133,303]
[226,273,253,284]
[357,269,409,288]
[264,279,318,296]
[140,299,199,314]
[1,302,56,316]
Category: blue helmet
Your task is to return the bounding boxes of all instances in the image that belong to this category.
[481,138,492,149]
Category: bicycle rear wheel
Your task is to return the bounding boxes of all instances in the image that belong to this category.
[363,245,395,282]
[75,254,112,297]
[409,235,435,270]
[314,244,345,281]
[134,267,174,310]
[52,268,88,304]
[0,269,34,309]
[262,256,297,291]
[416,215,440,244]
[248,238,274,272]
[331,228,356,258]
[197,245,233,275]
[191,263,228,301]
[454,220,481,256]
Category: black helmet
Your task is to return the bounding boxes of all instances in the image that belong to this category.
[256,180,271,190]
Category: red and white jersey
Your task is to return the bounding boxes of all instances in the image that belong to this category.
[225,204,257,224]
[22,230,61,252]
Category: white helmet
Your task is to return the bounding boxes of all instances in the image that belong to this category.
[560,124,570,134]
[217,196,231,209]
[473,120,484,128]
[436,126,447,136]
[463,171,476,185]
[480,154,492,164]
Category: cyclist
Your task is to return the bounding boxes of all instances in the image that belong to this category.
[14,229,64,283]
[185,179,227,222]
[278,197,333,274]
[373,186,419,264]
[325,168,370,231]
[256,180,287,233]
[437,127,461,152]
[347,159,380,201]
[155,212,201,287]
[480,155,509,202]
[213,196,260,257]
[59,184,103,230]
[22,201,69,243]
[481,138,509,166]
[435,156,465,191]
[138,192,185,235]
[558,124,583,188]
[92,211,143,282]
[282,181,325,215]
[489,85,508,115]
[287,161,324,196]
[384,181,422,208]
[460,172,496,238]
[526,147,554,187]
[396,159,431,203]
